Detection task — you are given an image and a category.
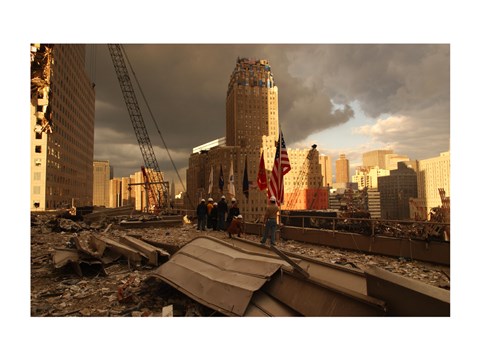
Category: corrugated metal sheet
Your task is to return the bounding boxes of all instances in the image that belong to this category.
[150,236,293,316]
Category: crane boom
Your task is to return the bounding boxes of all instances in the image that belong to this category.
[108,44,169,211]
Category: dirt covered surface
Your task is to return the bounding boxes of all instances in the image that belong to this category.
[30,213,450,317]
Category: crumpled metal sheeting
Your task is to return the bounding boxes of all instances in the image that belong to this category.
[151,236,291,316]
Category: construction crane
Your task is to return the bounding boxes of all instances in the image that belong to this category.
[285,144,318,209]
[108,44,169,212]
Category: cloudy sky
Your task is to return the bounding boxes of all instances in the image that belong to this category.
[9,0,479,357]
[89,43,449,190]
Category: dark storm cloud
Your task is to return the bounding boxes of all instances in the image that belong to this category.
[88,44,449,180]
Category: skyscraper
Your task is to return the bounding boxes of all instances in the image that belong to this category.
[335,153,350,184]
[187,57,325,217]
[93,160,112,207]
[362,149,394,169]
[226,57,279,148]
[30,44,95,211]
[416,151,450,217]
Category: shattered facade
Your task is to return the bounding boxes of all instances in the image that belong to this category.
[30,44,95,211]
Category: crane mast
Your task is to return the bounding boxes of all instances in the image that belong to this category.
[108,44,169,211]
[285,144,318,209]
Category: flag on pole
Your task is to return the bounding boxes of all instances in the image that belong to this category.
[256,150,267,191]
[242,155,249,199]
[208,165,213,195]
[268,130,291,205]
[219,165,224,192]
[228,160,235,197]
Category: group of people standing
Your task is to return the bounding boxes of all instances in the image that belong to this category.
[196,196,242,236]
[196,195,280,245]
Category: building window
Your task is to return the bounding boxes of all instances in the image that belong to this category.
[35,145,42,153]
[33,186,41,194]
[33,172,41,181]
[33,201,40,208]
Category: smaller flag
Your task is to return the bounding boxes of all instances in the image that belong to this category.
[208,165,213,195]
[228,160,235,197]
[243,156,249,199]
[219,165,224,192]
[256,150,267,191]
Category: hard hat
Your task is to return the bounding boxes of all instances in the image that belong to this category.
[208,197,213,202]
[221,195,226,199]
[231,198,236,202]
[237,215,242,219]
[201,199,205,202]
[270,196,276,202]
[213,202,217,206]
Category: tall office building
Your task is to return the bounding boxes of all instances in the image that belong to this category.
[416,151,450,217]
[30,44,95,211]
[352,166,390,190]
[362,149,394,169]
[226,57,278,148]
[187,58,325,218]
[378,163,418,220]
[93,160,112,207]
[319,154,332,187]
[335,154,350,184]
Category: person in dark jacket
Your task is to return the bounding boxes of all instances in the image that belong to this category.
[226,198,240,230]
[206,198,214,229]
[196,199,207,231]
[211,202,218,230]
[217,195,228,230]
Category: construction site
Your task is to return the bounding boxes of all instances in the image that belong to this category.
[30,44,450,319]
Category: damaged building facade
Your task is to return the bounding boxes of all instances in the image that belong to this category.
[186,58,329,219]
[30,44,95,211]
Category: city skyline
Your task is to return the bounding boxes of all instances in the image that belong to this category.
[12,1,477,358]
[86,44,449,191]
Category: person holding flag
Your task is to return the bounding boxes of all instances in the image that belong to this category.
[261,196,280,246]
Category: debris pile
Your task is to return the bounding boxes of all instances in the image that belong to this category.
[31,212,450,317]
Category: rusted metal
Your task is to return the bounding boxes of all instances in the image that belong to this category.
[264,270,386,316]
[268,245,310,278]
[150,236,388,316]
[119,215,183,228]
[150,236,290,316]
[224,236,368,295]
[364,265,450,316]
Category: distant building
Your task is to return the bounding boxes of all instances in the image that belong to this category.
[187,57,327,218]
[93,160,112,207]
[319,154,333,187]
[415,151,450,218]
[367,189,381,219]
[378,162,418,220]
[30,44,95,211]
[352,166,390,189]
[335,154,350,183]
[362,149,394,169]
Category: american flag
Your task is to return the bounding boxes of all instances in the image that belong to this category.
[268,130,291,205]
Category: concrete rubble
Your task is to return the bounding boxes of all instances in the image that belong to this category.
[30,213,450,317]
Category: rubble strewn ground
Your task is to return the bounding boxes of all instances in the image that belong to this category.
[30,213,450,317]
